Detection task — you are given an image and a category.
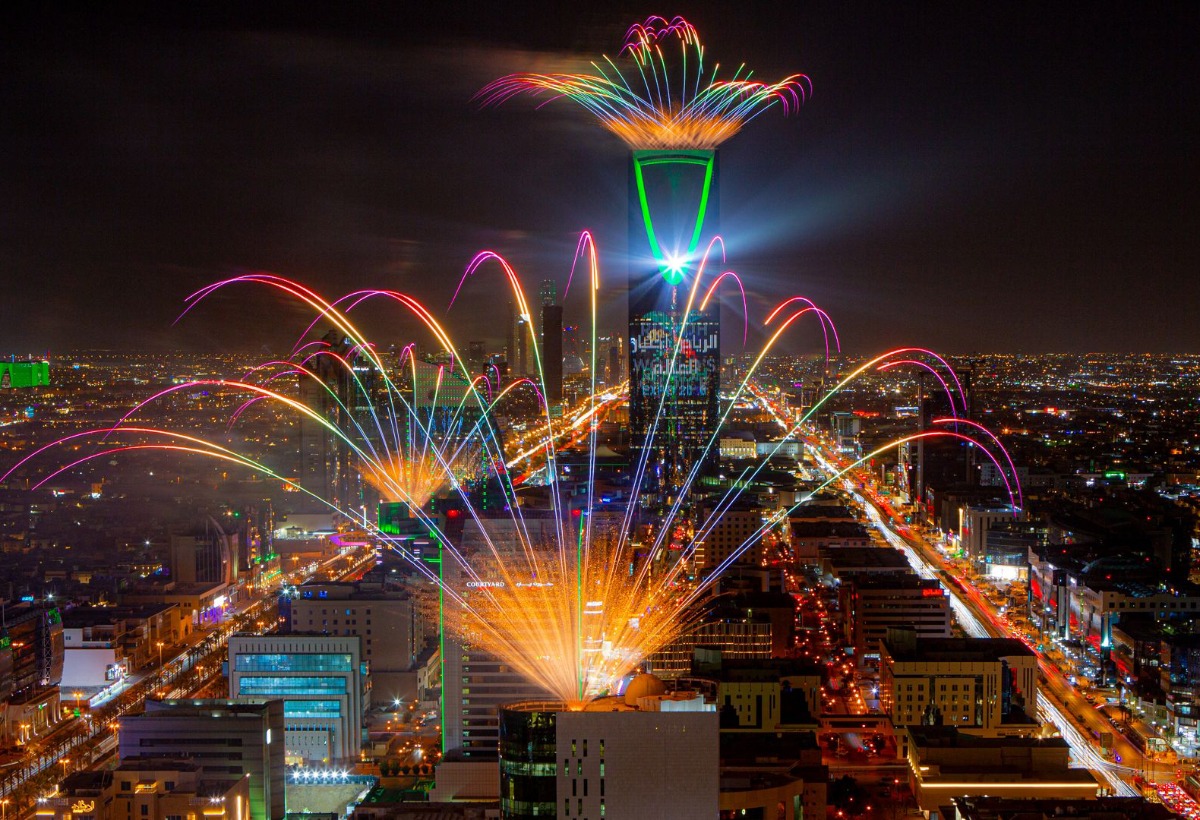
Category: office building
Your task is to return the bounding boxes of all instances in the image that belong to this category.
[690,655,823,728]
[498,679,718,820]
[880,630,1038,744]
[119,699,285,820]
[960,504,1024,566]
[983,520,1046,581]
[628,149,720,501]
[789,521,872,563]
[296,330,381,513]
[647,596,775,678]
[439,517,557,760]
[540,304,563,406]
[694,502,767,571]
[507,302,529,378]
[169,517,238,586]
[843,572,951,666]
[817,545,910,582]
[227,634,368,764]
[5,601,64,693]
[287,580,425,699]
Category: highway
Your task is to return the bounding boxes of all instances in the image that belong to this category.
[4,545,375,817]
[804,441,1144,796]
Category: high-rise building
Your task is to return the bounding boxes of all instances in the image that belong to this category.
[118,699,286,820]
[439,517,557,760]
[498,683,718,820]
[296,330,381,513]
[169,517,238,586]
[507,302,530,378]
[227,634,368,764]
[539,279,563,406]
[628,150,720,501]
[287,580,425,700]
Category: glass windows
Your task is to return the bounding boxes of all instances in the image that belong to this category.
[237,676,347,695]
[234,653,352,672]
[283,700,342,718]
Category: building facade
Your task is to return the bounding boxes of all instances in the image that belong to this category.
[628,149,720,501]
[498,689,718,820]
[880,631,1038,742]
[287,580,424,700]
[36,760,252,820]
[844,572,952,665]
[119,699,286,820]
[227,634,367,764]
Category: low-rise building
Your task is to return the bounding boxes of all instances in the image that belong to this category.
[791,522,871,564]
[844,572,951,666]
[35,760,252,820]
[881,630,1038,746]
[904,728,1100,815]
[119,699,285,820]
[61,604,183,685]
[719,732,827,820]
[121,582,232,633]
[951,795,1176,820]
[818,546,910,583]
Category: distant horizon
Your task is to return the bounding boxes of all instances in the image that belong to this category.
[9,348,1200,359]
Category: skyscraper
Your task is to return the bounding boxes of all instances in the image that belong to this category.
[297,330,381,513]
[540,278,563,406]
[628,149,720,501]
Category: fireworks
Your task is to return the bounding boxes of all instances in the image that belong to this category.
[477,15,811,150]
[3,238,1022,709]
[4,17,1020,712]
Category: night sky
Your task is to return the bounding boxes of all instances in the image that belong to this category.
[2,3,1197,355]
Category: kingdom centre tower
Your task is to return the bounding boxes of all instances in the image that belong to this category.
[628,146,721,500]
[480,14,810,503]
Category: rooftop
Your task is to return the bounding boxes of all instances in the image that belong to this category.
[952,795,1176,820]
[885,635,1035,663]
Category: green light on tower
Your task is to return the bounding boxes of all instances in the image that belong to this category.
[632,150,715,285]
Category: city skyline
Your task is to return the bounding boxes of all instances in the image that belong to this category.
[1,4,1197,354]
[3,9,1200,818]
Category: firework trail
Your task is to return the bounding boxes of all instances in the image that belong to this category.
[3,236,1021,708]
[478,15,811,149]
[4,17,1021,710]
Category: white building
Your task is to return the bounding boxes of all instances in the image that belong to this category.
[499,678,718,820]
[960,504,1024,563]
[227,634,367,764]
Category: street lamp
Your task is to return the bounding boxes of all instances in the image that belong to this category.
[156,640,164,669]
